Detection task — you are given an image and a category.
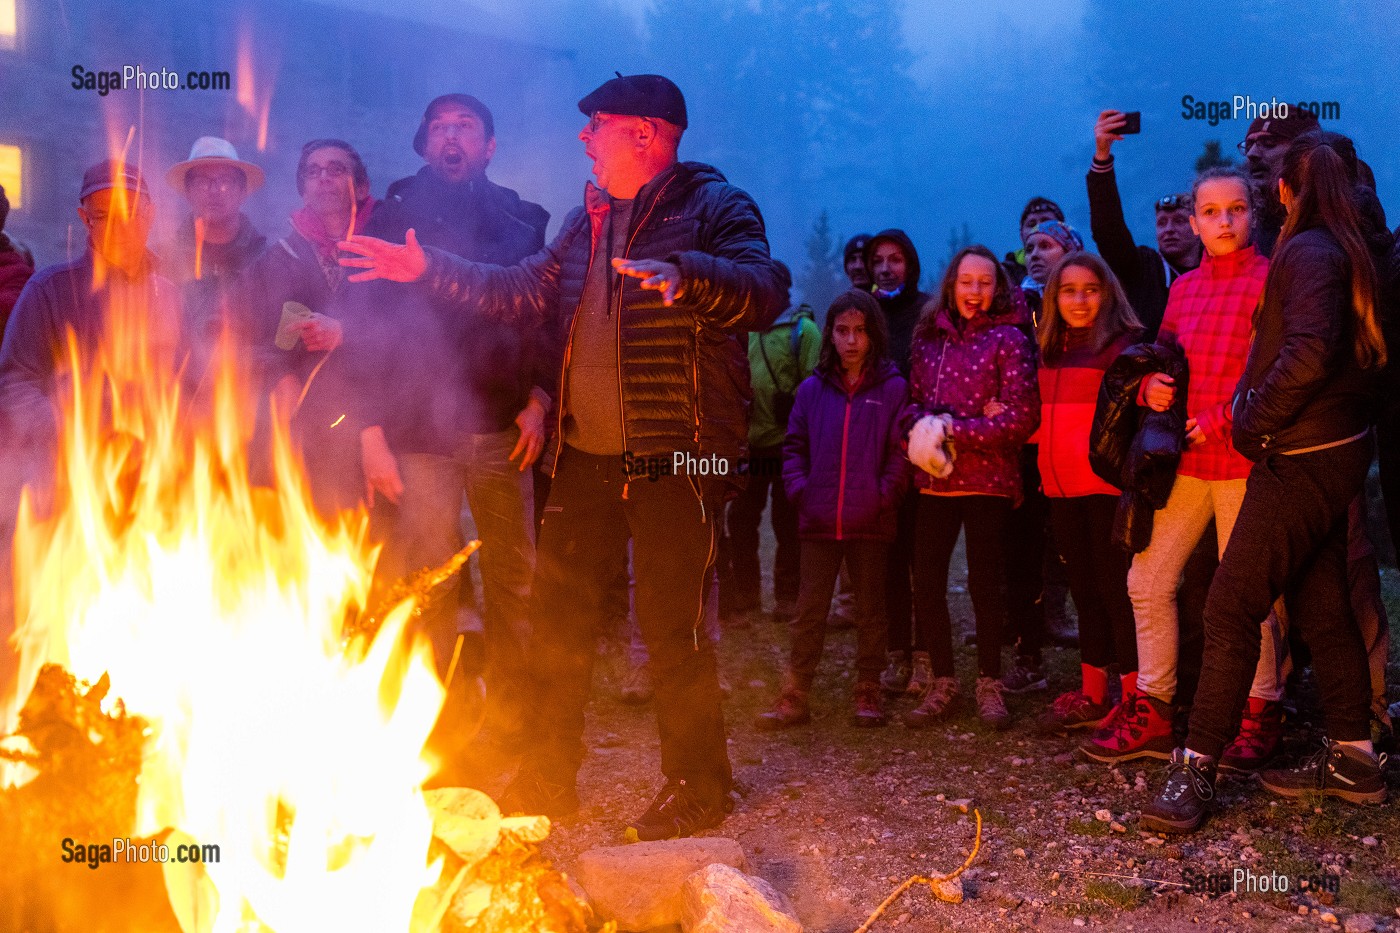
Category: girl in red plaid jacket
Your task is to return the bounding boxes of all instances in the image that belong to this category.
[1081,167,1287,772]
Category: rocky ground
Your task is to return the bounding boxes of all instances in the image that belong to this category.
[495,552,1400,933]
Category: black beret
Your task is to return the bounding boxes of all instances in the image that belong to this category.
[578,74,687,129]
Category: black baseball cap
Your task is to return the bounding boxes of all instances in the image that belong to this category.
[79,159,150,202]
[578,73,688,129]
[413,94,495,157]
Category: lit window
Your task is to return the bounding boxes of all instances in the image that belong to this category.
[0,144,21,208]
[0,0,14,50]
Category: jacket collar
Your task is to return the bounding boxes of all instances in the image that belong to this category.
[1199,243,1262,278]
[817,357,899,392]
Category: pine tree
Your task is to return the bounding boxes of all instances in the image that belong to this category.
[1194,141,1234,173]
[797,210,844,322]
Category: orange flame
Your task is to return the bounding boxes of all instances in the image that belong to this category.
[1,268,448,928]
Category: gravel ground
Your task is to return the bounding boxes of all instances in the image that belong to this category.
[512,554,1400,933]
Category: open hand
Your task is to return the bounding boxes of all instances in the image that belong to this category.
[613,258,683,306]
[338,229,427,283]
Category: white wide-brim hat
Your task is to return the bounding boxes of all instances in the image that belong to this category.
[165,136,265,192]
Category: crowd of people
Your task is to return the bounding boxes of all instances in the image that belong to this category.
[0,75,1396,843]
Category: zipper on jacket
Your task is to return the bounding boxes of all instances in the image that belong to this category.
[836,389,853,540]
[1045,367,1061,496]
[551,216,592,478]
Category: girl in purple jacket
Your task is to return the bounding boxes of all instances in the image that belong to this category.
[755,290,910,730]
[902,246,1040,731]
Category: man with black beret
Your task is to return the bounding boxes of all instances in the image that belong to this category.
[341,73,791,841]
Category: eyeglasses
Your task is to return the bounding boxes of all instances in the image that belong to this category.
[186,175,245,194]
[300,163,352,180]
[584,111,651,134]
[1236,134,1282,155]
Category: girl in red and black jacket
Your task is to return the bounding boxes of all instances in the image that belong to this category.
[1031,253,1143,735]
[755,290,910,731]
[902,246,1040,731]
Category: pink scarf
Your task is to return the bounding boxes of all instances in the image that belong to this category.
[290,197,376,262]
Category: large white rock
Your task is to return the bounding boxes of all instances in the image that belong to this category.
[680,864,802,933]
[574,838,747,931]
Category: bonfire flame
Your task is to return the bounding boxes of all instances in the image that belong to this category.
[0,263,448,930]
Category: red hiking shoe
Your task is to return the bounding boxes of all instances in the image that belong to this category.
[1219,697,1284,774]
[852,681,888,727]
[1080,691,1175,763]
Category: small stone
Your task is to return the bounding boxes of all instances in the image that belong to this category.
[1319,912,1338,925]
[1049,871,1061,882]
[1073,919,1086,927]
[1013,847,1027,859]
[1342,915,1376,933]
[575,838,747,930]
[1111,822,1127,834]
[945,798,972,813]
[1095,809,1113,823]
[1360,836,1378,847]
[1300,906,1312,916]
[929,876,964,904]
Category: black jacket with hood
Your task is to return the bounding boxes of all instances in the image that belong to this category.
[864,229,927,377]
[415,160,791,476]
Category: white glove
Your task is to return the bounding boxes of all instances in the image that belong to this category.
[909,413,956,479]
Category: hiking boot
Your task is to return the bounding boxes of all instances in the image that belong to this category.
[1001,658,1048,695]
[1035,690,1112,735]
[1219,697,1284,774]
[754,687,811,731]
[906,651,934,698]
[975,676,1011,731]
[852,681,887,727]
[497,767,580,820]
[904,676,959,728]
[619,663,654,705]
[624,779,733,842]
[880,651,911,695]
[1258,739,1389,805]
[1141,748,1216,834]
[1080,692,1175,763]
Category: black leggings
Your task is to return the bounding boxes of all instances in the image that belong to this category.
[912,494,1010,678]
[1049,495,1136,672]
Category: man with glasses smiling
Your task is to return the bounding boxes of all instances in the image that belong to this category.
[1235,108,1319,256]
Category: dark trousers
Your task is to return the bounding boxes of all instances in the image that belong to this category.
[725,444,799,611]
[1050,495,1137,672]
[1187,437,1374,759]
[913,494,1011,677]
[1174,527,1218,707]
[526,447,731,797]
[1003,445,1048,662]
[885,492,918,653]
[789,538,888,688]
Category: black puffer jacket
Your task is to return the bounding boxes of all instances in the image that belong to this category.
[417,161,791,474]
[1233,225,1376,461]
[1090,342,1189,553]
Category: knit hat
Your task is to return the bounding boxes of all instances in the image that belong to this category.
[1026,219,1084,253]
[1244,108,1320,144]
[1020,197,1064,228]
[843,233,872,263]
[578,73,688,129]
[413,94,496,156]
